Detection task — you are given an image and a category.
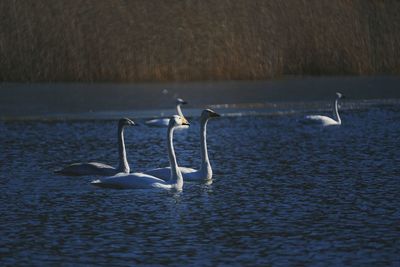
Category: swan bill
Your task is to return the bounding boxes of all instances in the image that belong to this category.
[119,118,138,126]
[336,92,345,99]
[182,117,190,126]
[210,111,220,117]
[176,98,188,105]
[203,109,221,118]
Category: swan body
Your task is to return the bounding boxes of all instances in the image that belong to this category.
[304,115,340,126]
[305,92,344,126]
[91,172,177,190]
[55,118,136,176]
[55,162,121,176]
[145,118,170,127]
[143,166,210,182]
[91,115,189,190]
[145,98,188,127]
[144,109,220,182]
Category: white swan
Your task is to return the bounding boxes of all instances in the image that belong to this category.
[91,115,189,190]
[145,98,188,127]
[144,109,220,182]
[55,118,136,176]
[305,92,345,126]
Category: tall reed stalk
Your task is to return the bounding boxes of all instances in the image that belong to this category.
[0,0,399,82]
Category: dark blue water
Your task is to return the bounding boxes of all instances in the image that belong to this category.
[1,101,399,266]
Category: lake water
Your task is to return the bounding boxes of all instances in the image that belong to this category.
[1,97,399,266]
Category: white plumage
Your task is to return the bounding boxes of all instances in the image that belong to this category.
[145,98,188,127]
[55,118,136,176]
[91,115,189,191]
[305,92,344,126]
[144,109,220,182]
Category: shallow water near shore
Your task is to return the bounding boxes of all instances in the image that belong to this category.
[0,99,399,266]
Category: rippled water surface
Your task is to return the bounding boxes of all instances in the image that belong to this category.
[1,101,399,266]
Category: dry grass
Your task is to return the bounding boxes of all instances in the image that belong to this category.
[0,0,399,82]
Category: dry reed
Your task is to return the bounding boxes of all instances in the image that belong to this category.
[0,0,399,82]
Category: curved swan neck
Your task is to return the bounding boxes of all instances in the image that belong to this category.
[167,123,183,187]
[176,104,184,117]
[334,98,341,124]
[200,117,210,167]
[117,125,130,173]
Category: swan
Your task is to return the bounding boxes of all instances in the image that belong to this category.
[145,98,188,127]
[55,118,136,176]
[305,92,345,126]
[91,115,189,190]
[143,109,220,182]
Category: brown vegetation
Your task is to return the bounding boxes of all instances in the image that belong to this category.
[0,0,399,82]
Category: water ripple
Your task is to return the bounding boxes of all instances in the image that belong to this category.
[0,103,399,266]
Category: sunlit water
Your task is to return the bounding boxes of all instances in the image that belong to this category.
[1,100,399,266]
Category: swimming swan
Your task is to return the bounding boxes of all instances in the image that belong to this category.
[55,118,136,176]
[91,115,189,190]
[144,109,220,182]
[305,92,345,126]
[145,98,188,127]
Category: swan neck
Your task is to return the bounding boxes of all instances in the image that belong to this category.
[167,124,183,187]
[200,118,210,167]
[117,125,130,173]
[334,98,341,124]
[176,104,184,117]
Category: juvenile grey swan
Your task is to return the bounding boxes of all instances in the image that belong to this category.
[143,109,220,182]
[55,118,137,176]
[145,98,188,127]
[305,92,345,126]
[91,115,189,190]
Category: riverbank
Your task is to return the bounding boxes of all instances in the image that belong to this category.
[1,76,399,119]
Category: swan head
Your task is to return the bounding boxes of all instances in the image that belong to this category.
[170,115,190,127]
[201,109,221,119]
[119,118,137,127]
[336,92,345,99]
[176,98,188,105]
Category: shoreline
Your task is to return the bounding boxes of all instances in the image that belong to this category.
[1,76,399,119]
[1,98,398,121]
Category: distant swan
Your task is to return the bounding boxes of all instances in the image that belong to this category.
[305,92,345,126]
[91,115,189,190]
[145,98,188,127]
[55,118,137,176]
[144,109,220,182]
